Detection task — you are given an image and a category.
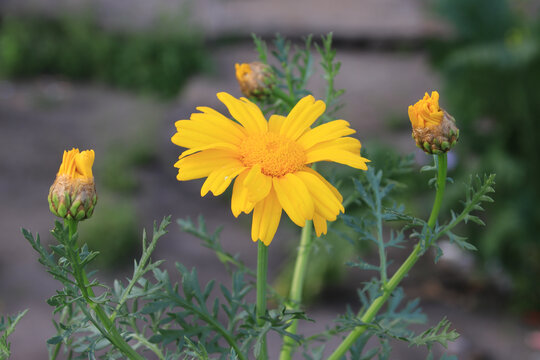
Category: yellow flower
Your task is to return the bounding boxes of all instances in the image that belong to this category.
[408,91,459,154]
[235,62,273,98]
[48,148,97,220]
[57,148,95,179]
[408,91,444,129]
[172,93,369,245]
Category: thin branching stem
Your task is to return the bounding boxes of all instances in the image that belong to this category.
[168,293,247,360]
[271,87,296,108]
[110,220,167,322]
[327,153,448,360]
[427,154,447,229]
[279,220,313,360]
[256,241,269,360]
[130,333,165,360]
[374,174,388,284]
[434,175,495,243]
[65,220,145,360]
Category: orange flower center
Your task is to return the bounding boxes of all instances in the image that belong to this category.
[239,133,306,177]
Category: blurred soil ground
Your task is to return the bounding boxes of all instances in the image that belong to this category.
[1,0,539,359]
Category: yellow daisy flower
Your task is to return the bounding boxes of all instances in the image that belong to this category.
[172,93,369,245]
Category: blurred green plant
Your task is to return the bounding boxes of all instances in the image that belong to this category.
[99,140,156,194]
[0,15,208,97]
[91,121,158,267]
[428,0,540,309]
[78,198,140,269]
[85,136,156,268]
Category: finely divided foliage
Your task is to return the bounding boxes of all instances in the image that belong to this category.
[1,34,497,360]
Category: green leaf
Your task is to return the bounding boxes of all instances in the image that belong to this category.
[408,317,459,349]
[0,309,28,359]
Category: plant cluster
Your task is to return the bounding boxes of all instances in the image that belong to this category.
[0,15,208,97]
[0,34,495,359]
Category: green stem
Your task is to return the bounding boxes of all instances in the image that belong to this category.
[374,187,387,284]
[342,193,356,209]
[170,296,247,360]
[284,66,295,98]
[51,342,61,360]
[327,153,447,360]
[130,333,165,360]
[272,87,296,108]
[64,219,144,360]
[279,221,313,360]
[257,241,269,360]
[50,307,69,360]
[427,154,447,229]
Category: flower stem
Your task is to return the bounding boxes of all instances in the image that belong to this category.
[427,154,447,229]
[130,333,165,360]
[257,240,269,360]
[279,220,313,360]
[64,219,144,360]
[374,183,387,284]
[327,153,448,360]
[272,87,296,108]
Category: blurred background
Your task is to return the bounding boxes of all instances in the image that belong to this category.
[1,0,539,358]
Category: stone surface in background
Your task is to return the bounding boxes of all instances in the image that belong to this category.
[0,0,448,39]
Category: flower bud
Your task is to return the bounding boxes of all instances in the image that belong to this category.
[48,148,97,221]
[408,91,459,154]
[235,62,274,99]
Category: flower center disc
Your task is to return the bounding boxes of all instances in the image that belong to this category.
[239,133,306,177]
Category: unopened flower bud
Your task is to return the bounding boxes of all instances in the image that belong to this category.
[235,62,274,99]
[408,91,459,154]
[48,148,97,221]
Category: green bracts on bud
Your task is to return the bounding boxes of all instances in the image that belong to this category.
[48,175,97,221]
[413,111,459,155]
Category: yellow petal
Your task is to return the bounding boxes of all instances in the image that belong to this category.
[175,150,239,181]
[217,92,268,134]
[176,142,239,160]
[408,105,421,128]
[297,120,356,150]
[243,164,272,203]
[302,167,343,202]
[75,150,95,178]
[306,148,369,170]
[231,170,255,217]
[295,170,344,221]
[192,107,248,141]
[280,95,326,140]
[171,130,206,149]
[174,119,243,147]
[272,173,314,227]
[313,213,328,237]
[308,137,362,153]
[305,137,369,170]
[268,114,286,133]
[201,162,246,196]
[251,189,282,246]
[58,148,78,176]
